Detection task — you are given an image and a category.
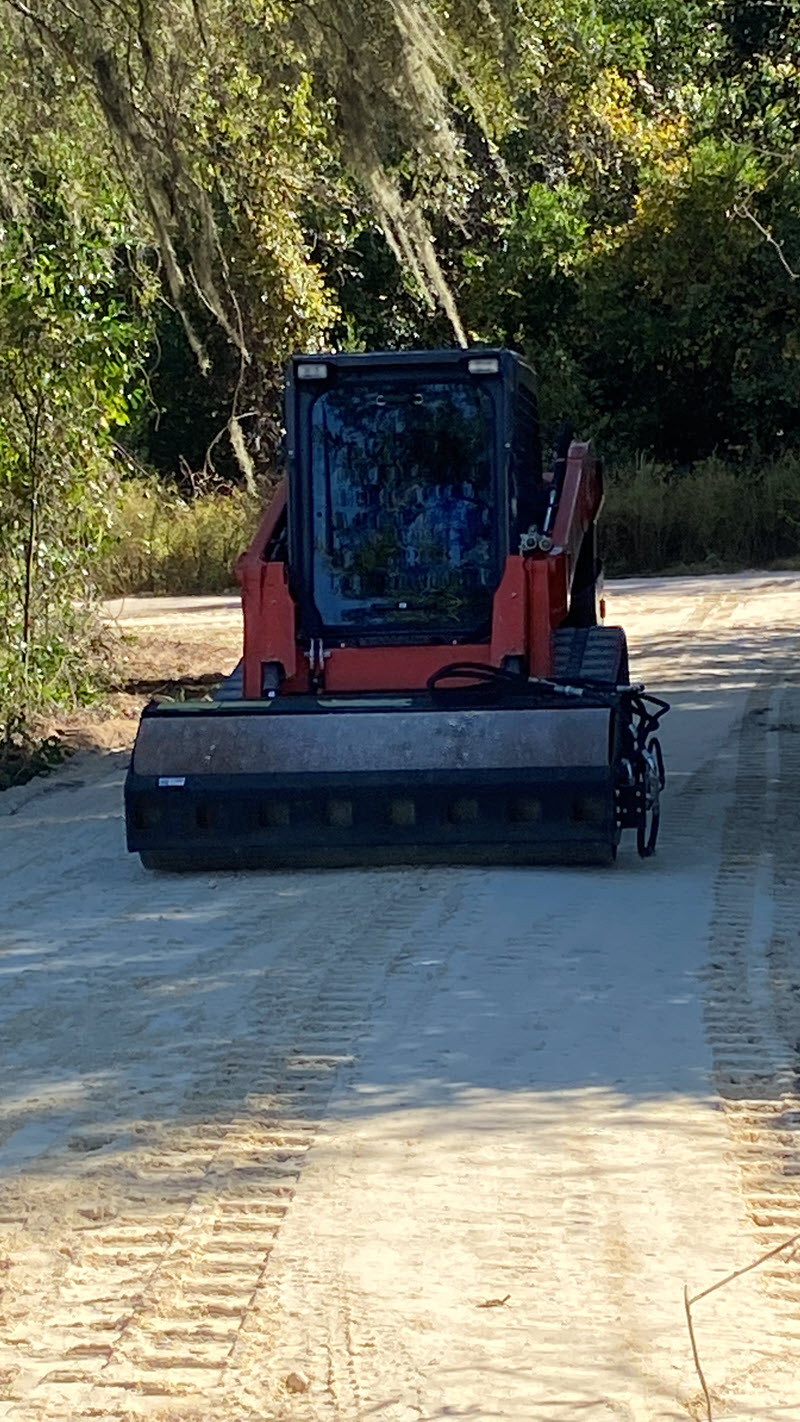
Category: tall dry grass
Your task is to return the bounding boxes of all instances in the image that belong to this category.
[98,478,264,595]
[602,453,800,576]
[96,457,800,598]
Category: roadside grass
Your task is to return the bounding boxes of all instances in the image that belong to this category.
[0,472,256,787]
[0,615,118,789]
[603,452,800,575]
[96,457,800,597]
[97,477,264,596]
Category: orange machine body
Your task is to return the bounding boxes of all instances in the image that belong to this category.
[236,443,602,699]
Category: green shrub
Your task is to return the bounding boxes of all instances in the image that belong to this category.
[0,164,148,739]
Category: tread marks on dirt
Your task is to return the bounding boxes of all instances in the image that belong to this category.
[201,872,483,1421]
[0,870,331,1419]
[2,878,439,1419]
[765,690,800,1059]
[703,687,800,1356]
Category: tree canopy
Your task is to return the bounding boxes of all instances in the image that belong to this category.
[4,0,800,459]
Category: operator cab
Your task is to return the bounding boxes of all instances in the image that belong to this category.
[286,348,541,645]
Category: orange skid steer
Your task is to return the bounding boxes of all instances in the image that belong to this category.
[126,348,668,870]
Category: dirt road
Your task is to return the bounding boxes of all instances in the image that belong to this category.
[3,574,800,1420]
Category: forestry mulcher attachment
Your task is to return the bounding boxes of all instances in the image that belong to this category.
[126,348,668,870]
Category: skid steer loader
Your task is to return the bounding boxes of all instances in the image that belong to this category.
[126,348,667,869]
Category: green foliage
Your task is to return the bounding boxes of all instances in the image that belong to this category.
[436,0,800,465]
[5,0,800,481]
[560,142,800,459]
[1,0,485,368]
[0,153,148,728]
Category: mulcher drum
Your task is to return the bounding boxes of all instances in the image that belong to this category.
[125,690,623,870]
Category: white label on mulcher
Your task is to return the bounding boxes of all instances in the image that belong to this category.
[158,776,186,788]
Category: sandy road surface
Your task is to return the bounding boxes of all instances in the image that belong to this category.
[3,574,800,1420]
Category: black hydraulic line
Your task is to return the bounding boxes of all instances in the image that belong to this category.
[426,661,530,705]
[427,660,671,722]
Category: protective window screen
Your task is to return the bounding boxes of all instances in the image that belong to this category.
[310,380,496,631]
[511,383,542,535]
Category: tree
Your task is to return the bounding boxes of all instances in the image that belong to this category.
[0,57,149,724]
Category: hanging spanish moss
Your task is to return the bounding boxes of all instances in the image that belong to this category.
[2,0,483,361]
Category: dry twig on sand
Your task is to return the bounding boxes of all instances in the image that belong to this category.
[684,1231,800,1420]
